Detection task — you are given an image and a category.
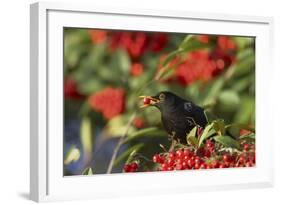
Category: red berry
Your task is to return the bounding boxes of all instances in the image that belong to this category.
[212,160,220,168]
[239,156,246,164]
[130,162,138,170]
[123,164,131,172]
[206,140,215,152]
[143,97,151,105]
[204,149,211,158]
[183,155,189,161]
[194,157,202,165]
[183,149,192,157]
[194,163,201,169]
[219,164,226,168]
[182,161,188,169]
[223,154,232,163]
[153,154,164,164]
[161,163,169,171]
[176,149,184,158]
[199,163,207,169]
[176,164,183,170]
[167,158,175,167]
[243,144,250,151]
[169,152,176,161]
[245,162,253,167]
[206,164,212,169]
[130,63,144,77]
[188,159,195,168]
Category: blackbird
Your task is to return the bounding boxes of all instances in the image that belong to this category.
[140,91,208,144]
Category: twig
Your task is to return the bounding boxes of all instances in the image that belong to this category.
[106,112,136,174]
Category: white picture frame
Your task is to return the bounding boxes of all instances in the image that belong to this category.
[30,2,274,202]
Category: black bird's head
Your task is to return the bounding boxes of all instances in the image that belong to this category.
[139,91,182,113]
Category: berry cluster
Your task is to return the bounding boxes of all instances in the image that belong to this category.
[151,140,255,171]
[123,139,255,173]
[89,29,108,44]
[123,162,139,173]
[89,87,125,119]
[64,78,85,100]
[109,32,168,59]
[157,36,236,86]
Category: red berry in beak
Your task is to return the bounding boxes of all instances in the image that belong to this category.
[143,97,151,105]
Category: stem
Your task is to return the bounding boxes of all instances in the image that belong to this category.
[106,112,136,174]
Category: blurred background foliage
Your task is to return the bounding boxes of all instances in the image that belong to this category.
[63,28,255,175]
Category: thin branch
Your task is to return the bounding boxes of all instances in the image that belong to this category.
[106,112,136,174]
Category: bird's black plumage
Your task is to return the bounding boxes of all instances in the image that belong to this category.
[142,91,208,143]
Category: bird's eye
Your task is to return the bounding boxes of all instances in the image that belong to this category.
[159,93,165,100]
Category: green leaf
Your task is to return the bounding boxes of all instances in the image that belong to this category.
[198,123,214,147]
[179,35,194,49]
[233,97,255,124]
[117,49,131,74]
[239,133,255,143]
[214,135,241,150]
[218,90,240,112]
[225,123,255,133]
[64,145,81,165]
[201,77,224,106]
[89,44,107,67]
[82,167,93,175]
[80,117,92,154]
[240,133,255,139]
[113,143,144,167]
[124,127,166,144]
[213,119,225,135]
[162,50,180,67]
[232,49,255,78]
[181,40,209,52]
[186,126,198,148]
[104,115,136,138]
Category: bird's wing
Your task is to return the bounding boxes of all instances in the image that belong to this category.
[182,102,207,128]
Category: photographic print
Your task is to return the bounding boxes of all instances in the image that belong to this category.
[63,28,255,176]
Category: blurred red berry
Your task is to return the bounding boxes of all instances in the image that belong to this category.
[89,87,125,120]
[123,162,138,172]
[161,163,169,171]
[223,154,232,163]
[89,29,107,44]
[240,129,252,136]
[239,155,246,164]
[212,160,220,168]
[175,51,217,85]
[199,163,207,169]
[123,164,131,172]
[130,162,139,170]
[109,32,149,59]
[150,33,168,52]
[133,117,145,129]
[217,36,236,51]
[64,78,84,99]
[130,63,144,77]
[197,35,209,44]
[206,140,215,152]
[210,49,235,73]
[243,143,250,151]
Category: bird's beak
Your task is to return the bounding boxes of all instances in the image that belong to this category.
[139,95,160,108]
